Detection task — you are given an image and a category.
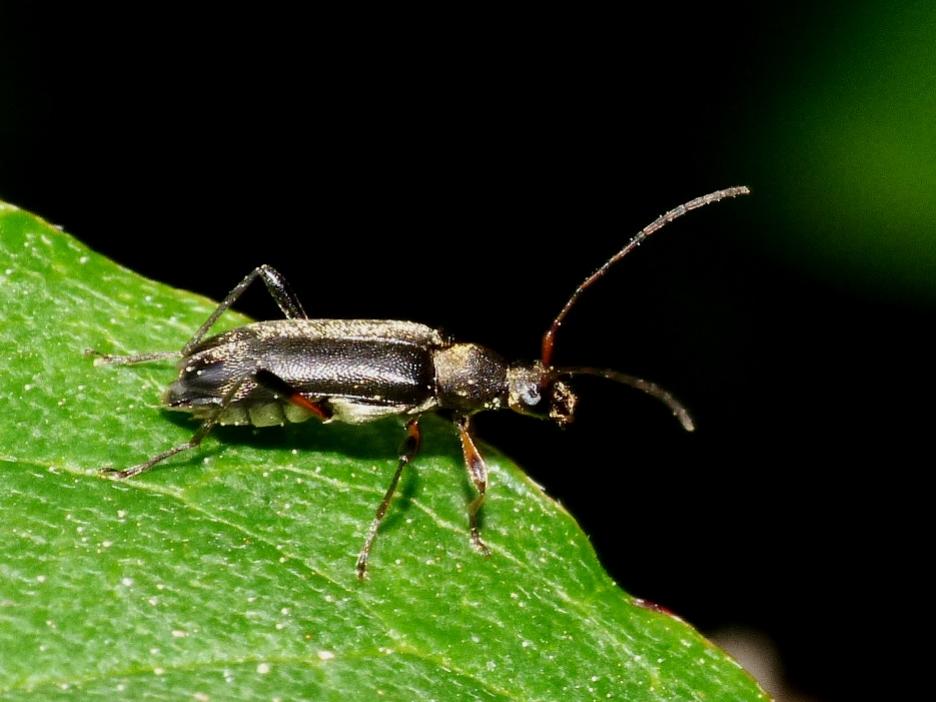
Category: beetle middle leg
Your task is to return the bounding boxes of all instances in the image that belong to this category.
[356,418,422,579]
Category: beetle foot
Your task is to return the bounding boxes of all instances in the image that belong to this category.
[470,529,491,557]
[99,466,139,480]
[355,554,370,580]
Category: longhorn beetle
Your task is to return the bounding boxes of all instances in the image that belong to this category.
[89,186,749,578]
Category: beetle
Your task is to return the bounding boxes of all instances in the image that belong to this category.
[89,186,749,578]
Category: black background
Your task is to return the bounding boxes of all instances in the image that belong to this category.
[2,5,930,700]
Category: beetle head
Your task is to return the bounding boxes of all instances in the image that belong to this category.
[507,363,577,426]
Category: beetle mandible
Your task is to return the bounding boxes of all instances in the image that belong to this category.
[90,186,750,578]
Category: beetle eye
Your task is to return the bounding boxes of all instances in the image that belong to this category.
[519,383,541,407]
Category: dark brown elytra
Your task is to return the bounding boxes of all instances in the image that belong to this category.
[88,186,750,578]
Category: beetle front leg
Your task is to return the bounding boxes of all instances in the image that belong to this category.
[356,418,422,579]
[456,416,491,556]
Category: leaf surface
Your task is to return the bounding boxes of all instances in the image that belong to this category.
[0,201,767,701]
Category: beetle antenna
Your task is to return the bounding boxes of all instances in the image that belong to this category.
[540,186,750,367]
[555,366,695,431]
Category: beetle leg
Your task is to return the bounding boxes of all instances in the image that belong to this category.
[356,418,422,579]
[101,419,217,479]
[101,375,248,479]
[254,368,333,421]
[456,416,491,556]
[88,265,307,365]
[181,265,308,355]
[85,349,181,366]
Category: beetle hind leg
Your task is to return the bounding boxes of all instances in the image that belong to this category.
[101,419,216,478]
[84,349,180,366]
[100,376,248,479]
[88,265,306,365]
[181,265,308,356]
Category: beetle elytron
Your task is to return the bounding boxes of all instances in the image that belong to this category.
[90,186,750,577]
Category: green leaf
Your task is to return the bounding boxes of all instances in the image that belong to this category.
[0,201,768,701]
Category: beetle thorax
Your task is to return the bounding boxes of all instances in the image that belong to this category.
[433,343,509,413]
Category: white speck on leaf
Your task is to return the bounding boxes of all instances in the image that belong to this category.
[257,662,271,674]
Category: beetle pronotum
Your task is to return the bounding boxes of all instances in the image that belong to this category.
[90,186,750,577]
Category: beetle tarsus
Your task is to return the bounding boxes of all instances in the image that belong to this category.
[101,466,144,480]
[85,349,179,366]
[469,494,491,556]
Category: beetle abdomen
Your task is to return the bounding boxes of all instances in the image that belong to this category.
[210,400,315,427]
